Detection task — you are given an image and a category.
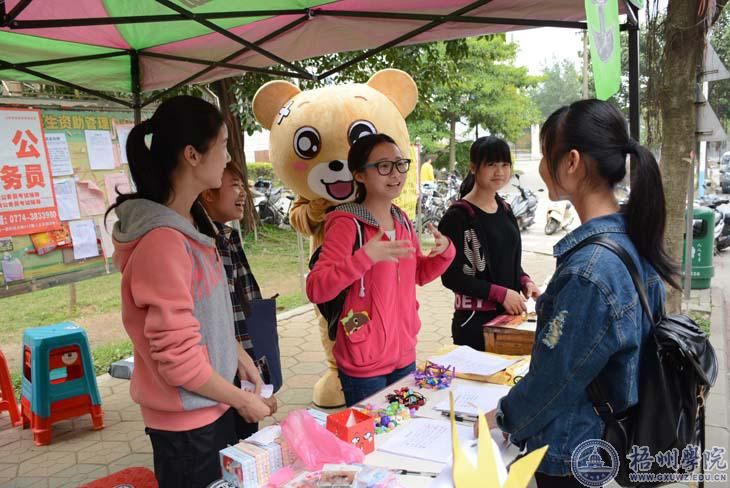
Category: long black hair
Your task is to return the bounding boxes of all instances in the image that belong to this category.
[540,99,679,288]
[348,133,398,204]
[459,136,513,198]
[106,95,224,220]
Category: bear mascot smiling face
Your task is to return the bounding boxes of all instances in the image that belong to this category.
[253,68,417,207]
[252,69,418,407]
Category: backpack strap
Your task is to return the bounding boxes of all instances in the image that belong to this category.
[570,235,653,322]
[451,199,476,219]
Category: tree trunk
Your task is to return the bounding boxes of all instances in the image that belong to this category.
[449,117,457,171]
[211,78,257,233]
[659,0,708,312]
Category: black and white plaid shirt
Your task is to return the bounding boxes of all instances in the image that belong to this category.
[214,221,262,352]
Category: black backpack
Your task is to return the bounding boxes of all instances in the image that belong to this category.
[577,236,718,487]
[308,219,366,341]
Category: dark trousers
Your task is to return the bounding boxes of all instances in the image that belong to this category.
[338,362,416,407]
[534,473,588,488]
[146,408,238,488]
[231,374,258,440]
[451,310,499,351]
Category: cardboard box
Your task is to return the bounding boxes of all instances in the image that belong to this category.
[326,408,375,454]
[235,442,272,485]
[220,445,258,488]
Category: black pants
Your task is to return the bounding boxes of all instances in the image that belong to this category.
[534,473,588,488]
[146,408,238,488]
[231,374,258,440]
[451,310,499,351]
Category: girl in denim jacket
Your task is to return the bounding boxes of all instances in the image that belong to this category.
[495,100,680,487]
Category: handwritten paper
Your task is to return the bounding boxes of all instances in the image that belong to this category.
[45,132,73,176]
[428,346,519,377]
[76,179,106,216]
[69,219,99,260]
[378,418,473,464]
[434,384,510,418]
[84,130,115,170]
[53,178,81,221]
[116,124,133,165]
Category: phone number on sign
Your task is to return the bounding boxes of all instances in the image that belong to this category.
[0,210,57,225]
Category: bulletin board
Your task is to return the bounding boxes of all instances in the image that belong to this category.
[0,104,148,297]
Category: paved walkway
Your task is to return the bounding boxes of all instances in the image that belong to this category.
[0,251,727,487]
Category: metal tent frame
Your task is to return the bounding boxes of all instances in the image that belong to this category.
[0,0,641,137]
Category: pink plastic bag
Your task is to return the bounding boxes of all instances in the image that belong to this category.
[280,409,365,470]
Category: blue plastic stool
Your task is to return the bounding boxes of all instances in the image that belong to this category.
[21,322,104,445]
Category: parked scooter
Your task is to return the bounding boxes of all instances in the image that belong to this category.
[545,200,576,235]
[695,194,730,253]
[506,174,538,231]
[253,178,293,227]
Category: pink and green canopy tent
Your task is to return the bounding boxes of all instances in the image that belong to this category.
[0,0,641,136]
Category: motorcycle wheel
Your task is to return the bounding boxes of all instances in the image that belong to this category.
[545,218,560,235]
[259,204,280,225]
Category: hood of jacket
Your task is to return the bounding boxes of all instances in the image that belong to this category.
[112,198,215,272]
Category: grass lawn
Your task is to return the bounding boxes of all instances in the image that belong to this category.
[1,225,309,340]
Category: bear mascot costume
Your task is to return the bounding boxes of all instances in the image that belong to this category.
[252,69,418,407]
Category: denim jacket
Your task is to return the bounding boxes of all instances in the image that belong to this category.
[496,213,666,476]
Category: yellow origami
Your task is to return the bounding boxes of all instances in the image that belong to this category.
[450,392,548,488]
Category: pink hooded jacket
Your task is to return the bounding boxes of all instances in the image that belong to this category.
[112,199,237,431]
[307,203,455,378]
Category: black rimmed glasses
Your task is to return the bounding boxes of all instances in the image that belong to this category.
[364,158,411,176]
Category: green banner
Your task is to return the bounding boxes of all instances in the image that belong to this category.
[585,0,622,100]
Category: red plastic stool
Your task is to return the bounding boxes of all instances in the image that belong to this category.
[80,467,158,488]
[0,350,21,427]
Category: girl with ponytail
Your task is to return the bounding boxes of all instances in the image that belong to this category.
[108,96,271,488]
[438,136,539,351]
[494,100,679,487]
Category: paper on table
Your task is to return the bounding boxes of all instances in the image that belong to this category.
[68,219,99,260]
[53,178,81,221]
[45,133,73,176]
[84,130,115,170]
[76,179,106,216]
[116,124,133,165]
[428,429,509,488]
[247,425,282,446]
[433,384,510,417]
[378,417,473,464]
[428,346,519,377]
[104,172,131,204]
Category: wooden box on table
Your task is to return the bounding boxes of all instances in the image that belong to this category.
[482,315,536,356]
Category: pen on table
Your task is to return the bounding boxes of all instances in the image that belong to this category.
[394,469,439,478]
[440,411,477,423]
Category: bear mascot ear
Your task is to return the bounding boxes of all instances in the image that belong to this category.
[366,69,418,118]
[252,80,301,130]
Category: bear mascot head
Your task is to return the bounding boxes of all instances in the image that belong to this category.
[252,69,418,407]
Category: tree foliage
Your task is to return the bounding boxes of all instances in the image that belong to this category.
[530,59,583,119]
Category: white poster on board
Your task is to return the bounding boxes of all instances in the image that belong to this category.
[84,130,115,170]
[52,178,81,221]
[45,132,73,176]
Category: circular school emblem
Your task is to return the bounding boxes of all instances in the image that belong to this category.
[571,439,619,487]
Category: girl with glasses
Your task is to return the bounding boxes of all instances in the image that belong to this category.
[307,133,455,406]
[438,136,540,352]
